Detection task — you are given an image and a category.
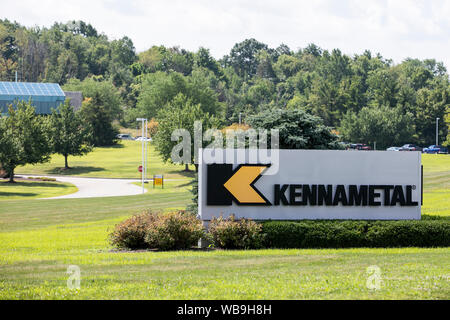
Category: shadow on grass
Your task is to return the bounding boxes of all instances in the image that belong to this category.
[104,143,125,149]
[0,181,71,188]
[48,166,106,176]
[167,170,197,179]
[0,191,38,197]
[176,180,195,188]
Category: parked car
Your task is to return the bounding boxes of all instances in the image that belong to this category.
[347,143,372,151]
[116,134,134,140]
[386,146,401,151]
[399,144,422,152]
[423,145,448,154]
[135,137,152,141]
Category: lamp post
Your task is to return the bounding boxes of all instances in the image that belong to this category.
[136,118,148,194]
[436,117,440,146]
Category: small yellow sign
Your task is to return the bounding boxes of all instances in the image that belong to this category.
[153,175,164,188]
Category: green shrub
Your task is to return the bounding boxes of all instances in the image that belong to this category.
[110,211,205,250]
[367,221,450,247]
[208,215,264,249]
[109,212,155,249]
[144,211,205,250]
[262,220,450,249]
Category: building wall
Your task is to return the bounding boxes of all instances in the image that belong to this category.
[64,91,83,111]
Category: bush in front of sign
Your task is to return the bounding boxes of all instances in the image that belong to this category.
[262,221,369,249]
[109,211,205,250]
[109,213,155,249]
[208,215,264,249]
[144,211,205,250]
[261,219,450,249]
[367,220,450,247]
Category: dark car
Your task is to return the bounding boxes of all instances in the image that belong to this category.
[399,144,422,152]
[347,143,372,151]
[116,134,134,140]
[423,145,448,154]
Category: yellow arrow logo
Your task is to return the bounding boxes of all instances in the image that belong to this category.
[223,164,271,205]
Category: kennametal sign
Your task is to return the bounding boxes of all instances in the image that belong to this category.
[199,149,422,221]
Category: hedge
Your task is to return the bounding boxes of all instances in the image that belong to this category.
[261,219,450,248]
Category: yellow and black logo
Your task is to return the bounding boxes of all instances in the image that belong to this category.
[207,164,271,206]
[207,163,420,207]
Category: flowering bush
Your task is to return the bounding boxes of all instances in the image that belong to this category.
[208,215,264,249]
[110,211,205,250]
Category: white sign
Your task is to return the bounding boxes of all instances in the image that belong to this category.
[199,149,422,220]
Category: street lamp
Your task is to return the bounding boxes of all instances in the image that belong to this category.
[136,118,148,194]
[436,117,440,146]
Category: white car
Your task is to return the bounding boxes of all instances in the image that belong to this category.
[135,137,152,141]
[386,147,400,151]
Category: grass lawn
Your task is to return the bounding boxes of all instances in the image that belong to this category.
[17,140,195,179]
[0,180,77,201]
[0,154,448,299]
[421,154,450,216]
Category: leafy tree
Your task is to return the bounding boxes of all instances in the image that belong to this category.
[256,50,276,79]
[443,106,450,147]
[248,108,341,149]
[227,38,270,79]
[413,80,449,145]
[186,175,198,215]
[49,102,93,169]
[273,54,302,80]
[138,45,165,73]
[130,71,222,122]
[194,47,222,79]
[154,93,220,172]
[340,105,415,149]
[63,77,122,118]
[79,98,119,146]
[0,102,52,182]
[0,23,17,81]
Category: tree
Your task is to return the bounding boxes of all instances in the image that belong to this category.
[49,102,93,169]
[248,108,341,149]
[0,102,52,182]
[63,77,122,119]
[79,98,119,146]
[339,105,415,149]
[130,71,222,122]
[443,106,450,147]
[228,38,270,79]
[0,23,17,81]
[154,93,220,172]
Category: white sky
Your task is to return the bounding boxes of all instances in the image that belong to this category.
[2,0,450,69]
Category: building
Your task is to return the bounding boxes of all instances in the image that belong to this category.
[63,91,83,111]
[0,81,82,115]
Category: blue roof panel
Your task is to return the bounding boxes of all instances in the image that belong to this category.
[0,82,66,115]
[0,82,65,98]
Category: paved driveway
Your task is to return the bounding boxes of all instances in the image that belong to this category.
[20,175,146,199]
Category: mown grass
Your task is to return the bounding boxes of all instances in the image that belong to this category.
[421,154,450,217]
[0,179,192,232]
[17,140,195,179]
[0,154,448,299]
[0,180,77,201]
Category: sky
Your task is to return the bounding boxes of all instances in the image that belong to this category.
[2,0,450,69]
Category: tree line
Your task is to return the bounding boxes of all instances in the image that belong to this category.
[1,19,449,150]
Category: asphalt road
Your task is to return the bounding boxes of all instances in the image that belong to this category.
[19,175,146,199]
